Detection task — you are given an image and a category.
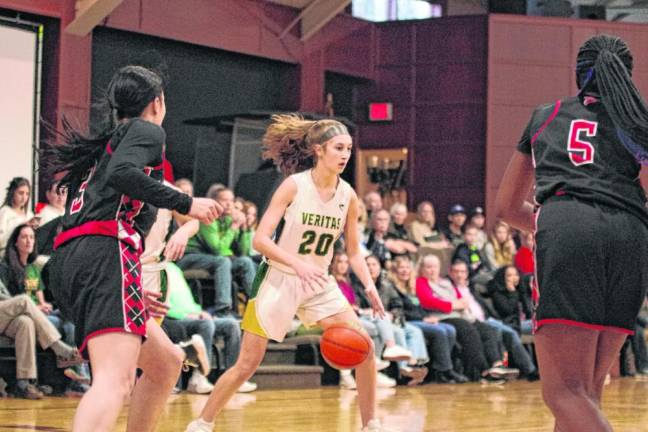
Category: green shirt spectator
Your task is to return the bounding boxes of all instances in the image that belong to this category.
[166,263,202,320]
[186,215,240,257]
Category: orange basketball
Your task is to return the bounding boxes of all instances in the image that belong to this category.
[320,322,372,370]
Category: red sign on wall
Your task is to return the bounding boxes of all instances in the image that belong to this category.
[368,102,393,122]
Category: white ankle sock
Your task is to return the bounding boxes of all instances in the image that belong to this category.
[188,418,214,432]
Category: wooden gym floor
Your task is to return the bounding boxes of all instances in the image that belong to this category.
[1,378,648,431]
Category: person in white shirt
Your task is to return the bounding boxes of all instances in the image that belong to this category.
[38,181,67,226]
[0,177,36,258]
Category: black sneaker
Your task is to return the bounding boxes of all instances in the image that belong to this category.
[433,370,455,384]
[445,370,469,384]
[179,335,210,376]
[525,370,540,382]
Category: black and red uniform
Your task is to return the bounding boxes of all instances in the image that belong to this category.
[517,95,648,335]
[48,118,192,357]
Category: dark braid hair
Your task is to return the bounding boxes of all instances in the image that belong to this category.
[576,35,648,164]
[43,65,164,189]
[2,177,30,209]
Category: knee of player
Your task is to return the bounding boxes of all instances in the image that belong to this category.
[542,377,588,409]
[151,343,184,378]
[168,344,186,371]
[365,337,376,358]
[98,372,137,404]
[233,356,262,380]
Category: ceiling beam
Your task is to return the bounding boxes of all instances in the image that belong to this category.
[65,0,124,36]
[300,0,351,41]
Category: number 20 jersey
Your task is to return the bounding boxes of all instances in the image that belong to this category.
[517,95,648,228]
[268,169,352,273]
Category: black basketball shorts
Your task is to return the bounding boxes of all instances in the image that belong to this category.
[48,235,148,359]
[534,195,648,335]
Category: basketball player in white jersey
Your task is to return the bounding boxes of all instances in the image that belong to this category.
[186,115,394,432]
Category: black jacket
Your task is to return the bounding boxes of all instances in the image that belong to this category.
[352,271,404,325]
[487,267,533,331]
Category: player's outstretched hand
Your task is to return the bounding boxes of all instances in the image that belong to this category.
[189,198,222,225]
[364,284,386,319]
[143,288,169,318]
[293,260,329,297]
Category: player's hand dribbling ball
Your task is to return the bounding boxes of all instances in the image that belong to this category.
[320,322,372,370]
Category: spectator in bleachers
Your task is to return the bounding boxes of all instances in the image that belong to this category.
[0,177,37,258]
[356,200,369,236]
[449,260,536,380]
[407,201,449,251]
[233,197,245,212]
[37,181,67,226]
[164,264,256,394]
[363,191,382,221]
[358,255,429,385]
[139,182,255,395]
[389,256,467,384]
[332,252,411,364]
[0,278,82,399]
[416,255,515,382]
[175,178,194,197]
[1,223,90,393]
[387,203,418,258]
[236,201,261,261]
[468,207,488,250]
[441,204,467,248]
[452,225,493,289]
[1,224,49,309]
[180,186,255,317]
[488,266,533,336]
[365,209,416,268]
[483,220,517,270]
[330,251,397,389]
[514,231,535,276]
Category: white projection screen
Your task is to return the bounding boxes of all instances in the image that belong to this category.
[0,22,40,205]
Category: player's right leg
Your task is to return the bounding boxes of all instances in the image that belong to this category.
[186,331,269,432]
[535,324,611,432]
[72,332,141,432]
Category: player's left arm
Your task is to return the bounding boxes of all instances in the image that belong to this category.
[345,191,385,318]
[106,121,192,214]
[495,150,536,232]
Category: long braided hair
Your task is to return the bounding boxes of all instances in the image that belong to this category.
[576,35,648,164]
[43,65,165,189]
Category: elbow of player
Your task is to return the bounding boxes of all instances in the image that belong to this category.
[106,170,129,191]
[252,234,265,253]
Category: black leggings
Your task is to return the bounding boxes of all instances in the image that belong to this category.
[442,318,502,380]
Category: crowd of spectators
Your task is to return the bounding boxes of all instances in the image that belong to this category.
[0,173,646,399]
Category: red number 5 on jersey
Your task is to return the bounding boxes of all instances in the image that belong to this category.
[567,120,597,166]
[70,165,96,214]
